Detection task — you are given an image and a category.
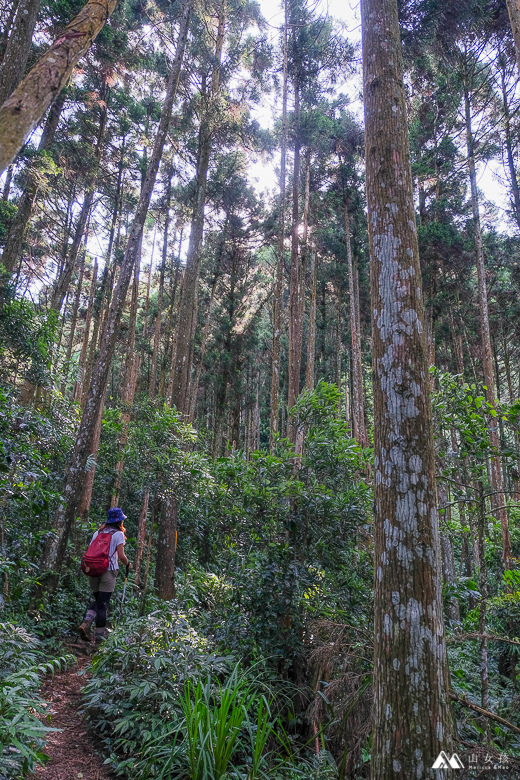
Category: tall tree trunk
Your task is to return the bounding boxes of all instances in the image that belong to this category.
[171,6,225,414]
[477,483,489,711]
[51,96,106,312]
[37,1,191,586]
[305,249,317,391]
[72,258,97,402]
[500,62,520,229]
[287,67,301,441]
[189,271,218,421]
[61,249,85,394]
[361,0,454,775]
[269,0,288,451]
[160,239,182,398]
[112,247,141,504]
[133,488,150,591]
[52,194,93,313]
[111,351,139,506]
[0,0,120,174]
[506,0,520,76]
[77,375,110,522]
[464,85,511,569]
[149,171,172,399]
[1,165,13,200]
[1,91,66,275]
[155,495,177,599]
[345,203,367,447]
[0,0,41,106]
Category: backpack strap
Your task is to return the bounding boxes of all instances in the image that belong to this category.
[105,526,119,569]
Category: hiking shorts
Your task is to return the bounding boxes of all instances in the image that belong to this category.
[88,569,118,593]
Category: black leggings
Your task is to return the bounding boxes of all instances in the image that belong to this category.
[89,591,112,627]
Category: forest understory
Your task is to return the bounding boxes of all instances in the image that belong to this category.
[2,0,520,777]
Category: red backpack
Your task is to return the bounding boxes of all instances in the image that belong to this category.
[81,528,116,577]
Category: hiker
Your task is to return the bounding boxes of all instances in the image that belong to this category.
[78,507,131,643]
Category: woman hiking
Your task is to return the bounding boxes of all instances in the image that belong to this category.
[78,507,130,643]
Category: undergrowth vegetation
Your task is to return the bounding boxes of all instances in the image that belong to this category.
[83,608,338,779]
[0,623,73,778]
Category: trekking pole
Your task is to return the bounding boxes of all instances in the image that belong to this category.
[121,564,130,605]
[118,564,130,619]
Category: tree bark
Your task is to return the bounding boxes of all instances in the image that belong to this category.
[72,258,97,403]
[287,66,302,441]
[37,1,191,586]
[440,531,460,624]
[149,172,172,399]
[361,0,454,775]
[1,91,66,275]
[155,494,177,599]
[51,189,93,313]
[60,249,85,394]
[133,488,149,591]
[77,375,109,522]
[464,85,511,569]
[160,237,182,398]
[305,248,317,391]
[0,0,41,107]
[506,0,520,76]
[345,203,367,447]
[189,270,219,421]
[0,0,119,174]
[170,6,225,415]
[477,482,489,712]
[500,62,520,229]
[269,0,288,452]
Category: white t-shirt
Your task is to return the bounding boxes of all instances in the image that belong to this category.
[90,528,125,571]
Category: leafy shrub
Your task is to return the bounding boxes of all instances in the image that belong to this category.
[83,609,238,776]
[83,610,336,779]
[0,622,74,778]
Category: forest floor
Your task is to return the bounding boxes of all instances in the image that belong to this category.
[35,642,113,780]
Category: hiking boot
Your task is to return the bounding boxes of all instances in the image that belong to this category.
[78,619,93,641]
[95,627,108,644]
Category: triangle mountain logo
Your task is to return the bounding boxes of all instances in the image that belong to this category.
[432,752,465,769]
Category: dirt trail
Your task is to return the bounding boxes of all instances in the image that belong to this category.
[35,648,112,780]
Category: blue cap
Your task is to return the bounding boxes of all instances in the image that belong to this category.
[106,507,127,524]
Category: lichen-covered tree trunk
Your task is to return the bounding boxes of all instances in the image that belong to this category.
[0,0,119,174]
[506,0,520,75]
[269,0,288,452]
[170,6,225,415]
[0,0,41,107]
[155,495,177,599]
[361,0,453,776]
[464,87,512,569]
[1,91,66,275]
[37,2,191,586]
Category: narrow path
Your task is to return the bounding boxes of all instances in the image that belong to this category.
[35,647,113,780]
